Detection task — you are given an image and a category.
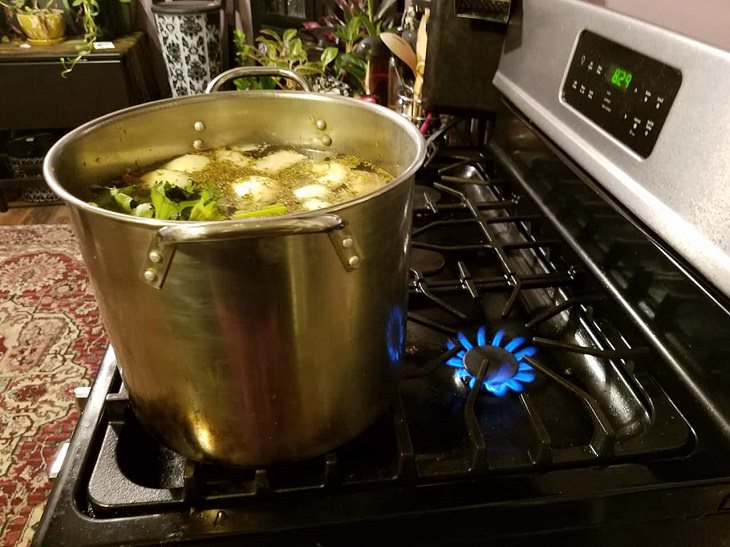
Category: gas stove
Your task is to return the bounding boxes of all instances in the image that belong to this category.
[34,112,730,545]
[34,0,730,542]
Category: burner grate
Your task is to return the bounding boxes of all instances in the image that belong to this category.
[68,146,694,522]
[403,153,691,474]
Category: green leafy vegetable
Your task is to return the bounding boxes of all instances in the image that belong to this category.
[133,203,155,218]
[150,184,183,220]
[91,180,224,221]
[90,186,137,214]
[189,190,225,221]
[233,203,288,219]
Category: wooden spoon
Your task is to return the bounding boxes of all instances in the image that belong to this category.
[380,32,418,76]
[412,9,430,120]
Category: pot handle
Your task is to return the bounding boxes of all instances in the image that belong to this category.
[141,214,363,289]
[205,67,312,94]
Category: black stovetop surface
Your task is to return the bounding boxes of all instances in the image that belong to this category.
[34,117,730,546]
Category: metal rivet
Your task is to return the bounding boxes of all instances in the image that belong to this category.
[194,121,205,132]
[341,237,354,249]
[148,250,163,263]
[315,119,327,130]
[193,139,204,150]
[348,256,360,268]
[321,135,332,146]
[143,269,157,282]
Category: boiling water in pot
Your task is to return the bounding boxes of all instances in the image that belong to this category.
[88,144,393,221]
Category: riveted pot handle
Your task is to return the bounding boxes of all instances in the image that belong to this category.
[142,214,363,289]
[205,67,312,93]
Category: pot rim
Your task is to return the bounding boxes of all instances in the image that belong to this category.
[43,90,427,227]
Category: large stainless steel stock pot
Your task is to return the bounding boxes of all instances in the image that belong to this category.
[43,68,426,467]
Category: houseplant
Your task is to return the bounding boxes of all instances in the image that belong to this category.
[60,0,131,76]
[233,28,346,94]
[0,0,132,75]
[303,0,398,98]
[0,0,66,45]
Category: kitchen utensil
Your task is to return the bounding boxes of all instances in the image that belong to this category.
[380,32,418,75]
[412,9,429,121]
[43,67,426,468]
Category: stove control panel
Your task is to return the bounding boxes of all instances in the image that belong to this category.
[562,31,682,158]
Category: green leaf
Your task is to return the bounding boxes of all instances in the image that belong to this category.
[91,186,137,214]
[335,52,367,93]
[233,29,252,64]
[289,38,307,63]
[259,28,281,38]
[259,77,278,89]
[346,15,362,41]
[259,28,283,47]
[233,203,288,219]
[362,14,377,37]
[150,184,182,220]
[233,77,252,90]
[332,26,349,42]
[113,192,135,214]
[282,28,297,46]
[321,46,338,69]
[188,190,224,221]
[133,203,154,218]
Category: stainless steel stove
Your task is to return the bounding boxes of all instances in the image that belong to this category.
[34,1,730,545]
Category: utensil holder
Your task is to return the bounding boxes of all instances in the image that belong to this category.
[388,57,426,125]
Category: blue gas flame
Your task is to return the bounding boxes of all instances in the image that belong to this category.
[386,305,406,364]
[446,326,537,397]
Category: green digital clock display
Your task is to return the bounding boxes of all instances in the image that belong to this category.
[608,65,633,90]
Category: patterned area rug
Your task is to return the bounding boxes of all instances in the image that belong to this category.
[0,225,107,547]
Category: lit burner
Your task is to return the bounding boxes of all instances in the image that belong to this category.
[446,327,537,396]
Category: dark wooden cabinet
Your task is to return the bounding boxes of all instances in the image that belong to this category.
[250,0,322,33]
[0,32,159,131]
[0,32,160,210]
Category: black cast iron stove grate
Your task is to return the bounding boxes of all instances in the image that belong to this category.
[80,146,692,519]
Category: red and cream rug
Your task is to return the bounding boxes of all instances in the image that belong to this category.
[0,225,107,547]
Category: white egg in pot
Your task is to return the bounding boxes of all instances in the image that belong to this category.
[162,154,211,172]
[254,150,307,173]
[294,184,331,201]
[140,168,194,189]
[231,176,278,204]
[214,149,252,168]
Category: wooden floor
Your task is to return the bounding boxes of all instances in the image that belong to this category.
[0,196,71,225]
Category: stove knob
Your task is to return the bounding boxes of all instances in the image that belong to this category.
[74,386,91,411]
[49,442,70,481]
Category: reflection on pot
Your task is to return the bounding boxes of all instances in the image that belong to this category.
[386,304,406,365]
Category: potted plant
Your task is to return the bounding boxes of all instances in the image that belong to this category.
[59,0,130,76]
[233,28,347,95]
[0,0,66,45]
